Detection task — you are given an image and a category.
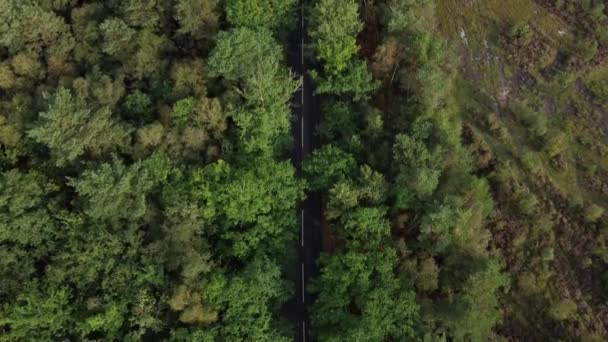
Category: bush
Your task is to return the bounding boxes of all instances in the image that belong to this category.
[587,78,608,105]
[549,298,577,321]
[509,21,531,41]
[570,36,598,62]
[486,112,502,132]
[521,110,547,138]
[517,191,539,216]
[521,151,543,175]
[541,247,555,261]
[510,102,547,139]
[172,97,196,129]
[544,131,567,158]
[124,90,153,119]
[416,257,439,292]
[517,272,543,295]
[584,203,604,223]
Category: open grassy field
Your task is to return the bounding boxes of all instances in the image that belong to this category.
[435,0,608,338]
[436,0,568,43]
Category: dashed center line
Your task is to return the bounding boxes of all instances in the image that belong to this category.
[301,263,305,303]
[301,209,305,247]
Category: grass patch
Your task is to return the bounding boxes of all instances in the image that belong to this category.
[436,0,569,46]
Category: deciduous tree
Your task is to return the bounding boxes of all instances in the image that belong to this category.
[28,88,130,166]
[226,0,296,32]
[174,0,219,39]
[69,154,170,221]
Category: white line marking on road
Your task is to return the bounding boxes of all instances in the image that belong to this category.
[301,263,305,303]
[301,38,304,66]
[300,111,304,149]
[302,321,306,342]
[301,209,304,247]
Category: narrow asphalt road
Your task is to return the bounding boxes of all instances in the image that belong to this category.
[284,1,322,341]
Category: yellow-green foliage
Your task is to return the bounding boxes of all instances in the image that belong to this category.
[437,0,567,43]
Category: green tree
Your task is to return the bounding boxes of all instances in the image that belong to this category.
[11,51,44,80]
[208,27,299,154]
[326,180,360,220]
[312,59,377,100]
[28,87,129,166]
[311,248,419,341]
[418,203,459,254]
[171,59,208,97]
[436,259,508,341]
[0,0,307,340]
[78,300,129,340]
[339,207,390,247]
[356,165,388,205]
[226,0,296,32]
[549,298,578,321]
[70,3,104,67]
[392,133,442,209]
[233,59,300,154]
[69,154,170,221]
[0,169,58,248]
[309,0,362,73]
[124,89,153,121]
[208,28,282,81]
[0,283,75,340]
[172,97,197,130]
[134,29,173,79]
[0,0,75,56]
[100,18,137,58]
[200,158,304,258]
[417,256,439,292]
[205,256,291,341]
[119,0,163,29]
[174,0,219,39]
[303,144,357,190]
[318,101,357,141]
[308,0,377,99]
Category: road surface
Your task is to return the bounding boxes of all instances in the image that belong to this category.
[284,1,322,341]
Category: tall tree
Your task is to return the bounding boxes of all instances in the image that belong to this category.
[69,154,170,222]
[0,283,75,340]
[28,88,129,166]
[392,133,442,209]
[208,27,300,154]
[174,0,220,39]
[208,28,282,81]
[308,0,376,98]
[226,0,296,32]
[205,256,291,341]
[0,0,75,57]
[0,169,58,248]
[191,158,304,258]
[100,18,137,58]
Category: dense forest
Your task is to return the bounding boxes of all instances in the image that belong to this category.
[0,0,303,340]
[0,0,607,341]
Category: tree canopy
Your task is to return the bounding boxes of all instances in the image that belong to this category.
[1,0,605,340]
[0,0,301,339]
